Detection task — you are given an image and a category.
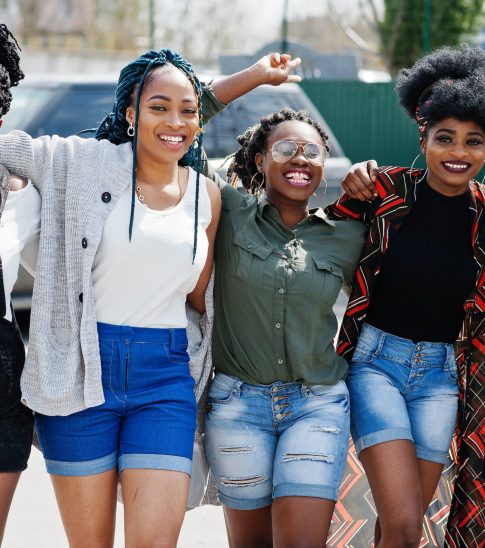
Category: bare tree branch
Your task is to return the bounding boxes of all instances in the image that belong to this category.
[326,0,379,54]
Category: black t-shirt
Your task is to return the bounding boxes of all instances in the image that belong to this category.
[366,180,478,343]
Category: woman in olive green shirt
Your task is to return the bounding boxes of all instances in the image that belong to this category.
[205,108,366,546]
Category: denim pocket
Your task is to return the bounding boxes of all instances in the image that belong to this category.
[0,325,24,398]
[164,342,189,365]
[307,380,349,400]
[207,374,239,404]
[0,345,15,397]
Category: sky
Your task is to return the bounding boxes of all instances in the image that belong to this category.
[240,0,383,44]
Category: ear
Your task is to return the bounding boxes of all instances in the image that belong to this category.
[255,152,264,172]
[125,106,135,126]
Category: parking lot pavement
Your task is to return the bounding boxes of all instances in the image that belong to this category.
[5,448,228,547]
[6,296,347,547]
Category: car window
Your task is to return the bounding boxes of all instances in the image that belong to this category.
[203,89,343,159]
[40,88,115,137]
[0,87,54,133]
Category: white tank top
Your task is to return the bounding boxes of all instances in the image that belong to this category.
[92,167,211,328]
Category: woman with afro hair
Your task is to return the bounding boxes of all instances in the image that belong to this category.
[328,45,485,547]
[0,24,40,543]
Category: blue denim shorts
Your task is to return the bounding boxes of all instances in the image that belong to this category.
[204,373,350,510]
[35,323,196,476]
[348,323,459,464]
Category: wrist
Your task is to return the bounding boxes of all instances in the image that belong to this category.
[246,63,267,87]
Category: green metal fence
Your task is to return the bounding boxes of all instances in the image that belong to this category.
[300,81,424,168]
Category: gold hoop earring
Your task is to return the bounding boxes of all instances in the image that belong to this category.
[127,123,135,137]
[249,171,265,195]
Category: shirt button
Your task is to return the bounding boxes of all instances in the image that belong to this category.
[247,243,253,249]
[275,323,281,329]
[277,359,284,365]
[101,192,111,203]
[81,237,88,249]
[278,288,284,294]
[79,292,83,303]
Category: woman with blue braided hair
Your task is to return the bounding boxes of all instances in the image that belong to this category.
[0,48,300,546]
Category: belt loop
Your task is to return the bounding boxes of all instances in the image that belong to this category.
[446,344,456,366]
[169,328,175,350]
[376,328,386,355]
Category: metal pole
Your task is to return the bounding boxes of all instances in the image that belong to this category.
[281,0,289,53]
[149,0,155,49]
[423,0,431,53]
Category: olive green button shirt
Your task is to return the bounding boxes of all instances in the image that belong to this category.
[213,184,367,386]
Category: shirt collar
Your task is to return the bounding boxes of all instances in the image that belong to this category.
[257,193,336,227]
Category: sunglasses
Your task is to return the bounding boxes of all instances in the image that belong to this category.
[271,140,328,166]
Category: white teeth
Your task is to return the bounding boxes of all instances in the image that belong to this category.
[285,172,309,180]
[444,162,468,169]
[160,135,183,143]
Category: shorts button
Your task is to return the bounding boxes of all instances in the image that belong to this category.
[273,396,280,402]
[274,404,281,410]
[275,413,283,420]
[101,192,111,203]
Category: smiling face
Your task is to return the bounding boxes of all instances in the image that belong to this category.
[255,120,325,207]
[424,117,485,196]
[125,64,199,167]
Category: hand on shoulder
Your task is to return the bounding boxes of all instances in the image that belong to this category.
[9,174,28,191]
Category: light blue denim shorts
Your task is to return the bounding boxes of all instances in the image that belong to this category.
[204,373,350,510]
[348,323,459,464]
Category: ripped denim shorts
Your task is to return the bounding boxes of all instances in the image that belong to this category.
[204,373,350,510]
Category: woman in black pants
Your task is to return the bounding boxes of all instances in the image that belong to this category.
[0,24,40,542]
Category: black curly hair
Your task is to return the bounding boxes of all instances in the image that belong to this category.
[0,24,23,118]
[227,108,329,194]
[395,45,485,135]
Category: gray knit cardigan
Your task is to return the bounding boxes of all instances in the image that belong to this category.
[0,131,214,418]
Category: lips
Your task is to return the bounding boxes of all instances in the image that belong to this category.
[442,161,472,174]
[284,170,312,186]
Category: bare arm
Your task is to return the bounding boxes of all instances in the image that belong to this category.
[187,178,222,314]
[211,53,301,105]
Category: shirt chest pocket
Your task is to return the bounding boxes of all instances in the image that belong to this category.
[305,257,344,304]
[231,230,273,289]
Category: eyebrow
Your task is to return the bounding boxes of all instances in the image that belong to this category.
[436,128,485,137]
[146,94,196,103]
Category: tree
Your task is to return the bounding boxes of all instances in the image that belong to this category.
[367,0,484,74]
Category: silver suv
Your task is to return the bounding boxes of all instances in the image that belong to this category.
[2,76,350,309]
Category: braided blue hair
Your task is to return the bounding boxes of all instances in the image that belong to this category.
[95,49,204,262]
